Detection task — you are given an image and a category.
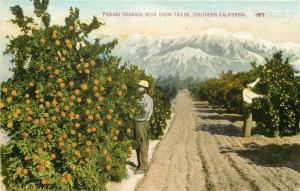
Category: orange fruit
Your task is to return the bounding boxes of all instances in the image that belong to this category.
[22,132,29,138]
[41,179,48,185]
[86,141,92,146]
[69,81,74,87]
[74,150,81,157]
[32,153,38,159]
[62,133,68,139]
[90,60,96,66]
[47,134,53,140]
[27,116,33,122]
[74,89,80,95]
[74,114,80,120]
[56,91,62,97]
[16,167,22,174]
[7,121,13,128]
[61,57,66,62]
[98,96,104,102]
[108,109,113,114]
[91,127,97,132]
[11,90,18,96]
[62,49,68,55]
[43,113,49,118]
[40,38,46,44]
[86,128,92,133]
[103,149,108,155]
[76,97,82,103]
[99,120,104,126]
[57,78,63,83]
[25,93,30,98]
[87,115,94,121]
[37,147,43,153]
[54,69,60,74]
[121,84,127,90]
[126,128,132,133]
[95,114,100,120]
[45,101,50,107]
[58,141,64,147]
[24,155,30,161]
[70,130,76,135]
[22,168,29,175]
[52,99,58,105]
[66,174,72,182]
[60,176,66,184]
[85,147,91,153]
[105,114,112,120]
[113,136,118,141]
[55,40,60,46]
[94,92,100,97]
[117,90,123,96]
[0,102,4,109]
[107,76,112,82]
[38,165,45,173]
[67,43,72,49]
[63,105,69,111]
[6,97,12,103]
[25,99,30,105]
[96,106,101,110]
[100,86,105,92]
[61,112,66,118]
[60,83,66,88]
[83,62,89,68]
[75,123,80,128]
[29,81,35,87]
[65,39,71,44]
[93,79,99,85]
[69,164,76,171]
[80,83,88,90]
[71,142,77,148]
[86,98,92,104]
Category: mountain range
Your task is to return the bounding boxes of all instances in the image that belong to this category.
[109,28,300,79]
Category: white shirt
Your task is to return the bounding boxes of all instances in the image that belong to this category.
[243,88,263,104]
[136,93,153,122]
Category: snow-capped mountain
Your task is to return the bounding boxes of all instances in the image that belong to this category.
[109,28,300,79]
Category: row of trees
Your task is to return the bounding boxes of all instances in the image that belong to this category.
[190,52,300,136]
[0,1,175,190]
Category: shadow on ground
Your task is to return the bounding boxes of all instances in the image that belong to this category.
[198,113,243,123]
[195,123,242,137]
[221,142,300,173]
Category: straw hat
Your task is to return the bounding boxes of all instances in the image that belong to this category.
[138,80,149,88]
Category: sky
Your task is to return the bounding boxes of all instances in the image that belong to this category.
[0,0,300,81]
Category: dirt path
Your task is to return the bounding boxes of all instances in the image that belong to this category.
[135,90,300,191]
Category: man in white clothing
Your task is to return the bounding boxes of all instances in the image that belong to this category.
[242,78,264,137]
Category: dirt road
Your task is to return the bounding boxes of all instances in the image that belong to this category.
[135,90,300,191]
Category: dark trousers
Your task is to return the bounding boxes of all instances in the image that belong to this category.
[135,121,149,170]
[243,102,253,137]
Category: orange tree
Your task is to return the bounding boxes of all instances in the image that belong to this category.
[253,51,299,136]
[191,52,299,136]
[0,1,174,190]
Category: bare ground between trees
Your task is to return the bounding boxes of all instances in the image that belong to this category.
[135,90,300,191]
